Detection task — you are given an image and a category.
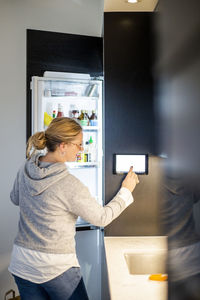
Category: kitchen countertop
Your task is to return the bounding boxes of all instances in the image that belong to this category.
[104,236,168,300]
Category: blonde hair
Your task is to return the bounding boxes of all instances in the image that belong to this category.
[26,117,82,159]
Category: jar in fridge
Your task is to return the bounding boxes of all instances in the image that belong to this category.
[69,104,79,119]
[76,152,84,163]
[71,110,79,119]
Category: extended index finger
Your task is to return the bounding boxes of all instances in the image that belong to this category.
[128,166,133,174]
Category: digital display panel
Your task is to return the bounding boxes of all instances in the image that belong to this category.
[114,154,148,175]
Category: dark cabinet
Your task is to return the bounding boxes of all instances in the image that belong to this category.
[104,13,156,155]
[104,12,156,202]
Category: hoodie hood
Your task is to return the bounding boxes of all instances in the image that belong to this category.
[23,153,69,196]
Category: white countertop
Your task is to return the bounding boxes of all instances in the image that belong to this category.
[104,236,168,300]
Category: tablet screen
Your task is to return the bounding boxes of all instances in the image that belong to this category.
[114,154,148,174]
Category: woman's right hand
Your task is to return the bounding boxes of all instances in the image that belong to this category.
[122,166,139,193]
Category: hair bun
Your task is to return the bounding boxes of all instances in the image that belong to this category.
[33,131,46,149]
[26,131,46,159]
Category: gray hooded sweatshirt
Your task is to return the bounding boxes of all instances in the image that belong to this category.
[10,153,128,254]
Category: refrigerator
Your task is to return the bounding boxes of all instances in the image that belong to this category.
[31,72,104,300]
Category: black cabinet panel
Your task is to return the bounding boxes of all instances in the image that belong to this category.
[26,29,103,140]
[27,29,103,76]
[156,0,200,181]
[104,13,156,203]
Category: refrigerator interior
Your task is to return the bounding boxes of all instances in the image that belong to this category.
[31,75,103,226]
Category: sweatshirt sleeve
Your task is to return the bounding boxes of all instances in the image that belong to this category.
[10,171,20,206]
[67,182,134,227]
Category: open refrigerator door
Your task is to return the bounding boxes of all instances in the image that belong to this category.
[31,72,103,227]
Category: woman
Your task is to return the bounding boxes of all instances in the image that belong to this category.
[9,117,139,300]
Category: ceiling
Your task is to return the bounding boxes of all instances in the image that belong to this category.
[104,0,159,12]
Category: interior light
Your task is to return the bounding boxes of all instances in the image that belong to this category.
[127,0,138,3]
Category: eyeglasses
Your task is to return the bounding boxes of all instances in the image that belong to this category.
[68,142,84,151]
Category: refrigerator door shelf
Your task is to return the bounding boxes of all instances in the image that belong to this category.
[66,162,99,168]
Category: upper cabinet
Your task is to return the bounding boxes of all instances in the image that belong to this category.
[104,13,156,156]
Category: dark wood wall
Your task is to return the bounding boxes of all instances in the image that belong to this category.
[155,0,200,234]
[104,13,161,236]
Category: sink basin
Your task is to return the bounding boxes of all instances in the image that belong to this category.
[124,250,167,275]
[104,237,168,300]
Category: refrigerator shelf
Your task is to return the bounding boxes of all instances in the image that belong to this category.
[43,96,99,101]
[82,126,99,131]
[66,162,99,168]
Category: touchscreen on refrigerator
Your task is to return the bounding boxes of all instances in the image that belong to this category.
[114,154,148,175]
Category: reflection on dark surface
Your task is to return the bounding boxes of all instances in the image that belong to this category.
[161,165,200,299]
[155,0,200,299]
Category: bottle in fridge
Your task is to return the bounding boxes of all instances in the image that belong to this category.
[56,103,64,117]
[78,110,89,126]
[89,110,98,126]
